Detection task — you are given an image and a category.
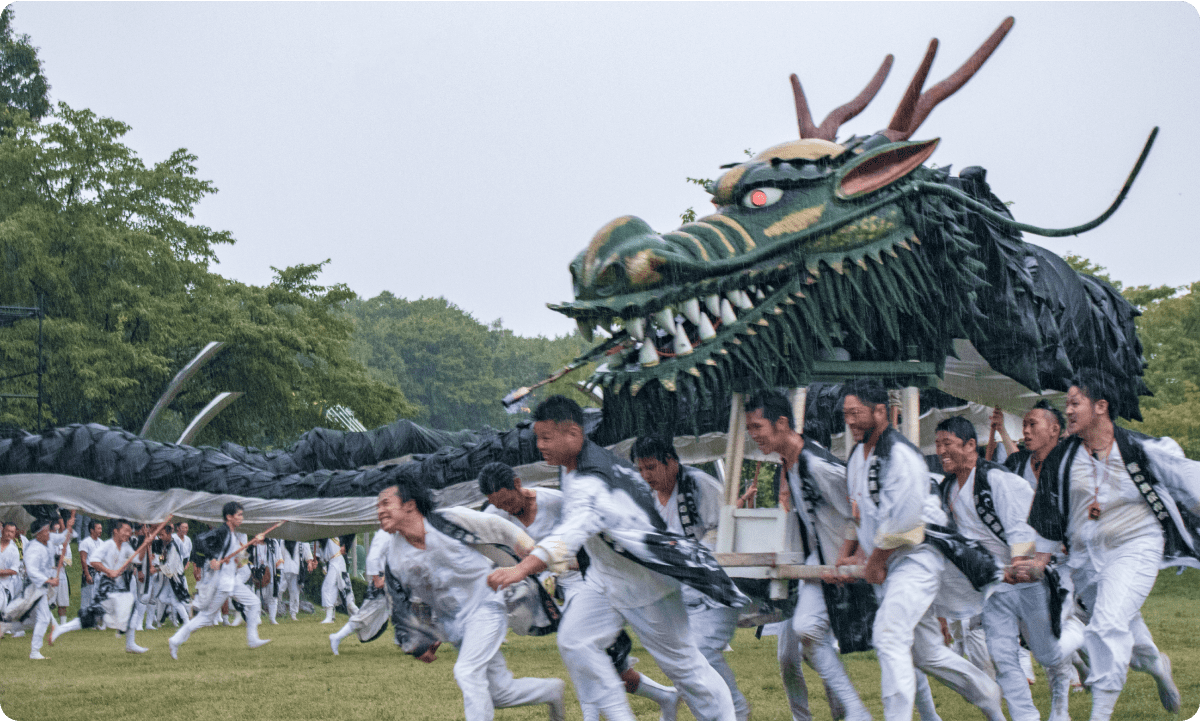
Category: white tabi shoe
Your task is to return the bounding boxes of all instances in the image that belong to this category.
[248,638,271,649]
[1154,653,1181,714]
[168,639,180,660]
[329,633,340,656]
[29,650,47,660]
[126,642,149,654]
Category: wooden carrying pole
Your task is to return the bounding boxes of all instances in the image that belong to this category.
[723,393,747,507]
[214,521,285,567]
[114,516,174,577]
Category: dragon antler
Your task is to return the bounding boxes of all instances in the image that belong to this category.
[791,17,1014,144]
[792,54,893,142]
[885,17,1015,141]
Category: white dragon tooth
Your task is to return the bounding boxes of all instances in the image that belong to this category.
[654,308,676,335]
[720,298,738,325]
[577,320,594,342]
[638,341,660,367]
[748,285,757,295]
[698,312,716,340]
[673,322,694,355]
[704,294,721,317]
[682,298,702,326]
[733,290,754,310]
[625,317,645,340]
[755,288,766,301]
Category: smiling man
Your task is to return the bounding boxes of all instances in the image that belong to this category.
[376,479,565,721]
[831,378,1004,721]
[52,518,146,653]
[934,415,1082,721]
[1019,369,1196,720]
[487,395,745,721]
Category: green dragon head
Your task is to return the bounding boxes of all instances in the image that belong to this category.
[545,17,1154,436]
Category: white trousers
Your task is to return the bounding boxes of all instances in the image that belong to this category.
[777,578,870,721]
[950,615,995,679]
[558,585,735,721]
[51,567,69,609]
[688,603,750,720]
[1070,534,1164,693]
[28,596,51,654]
[454,602,562,721]
[283,572,301,615]
[170,581,262,647]
[983,585,1080,721]
[874,548,1004,721]
[80,580,96,613]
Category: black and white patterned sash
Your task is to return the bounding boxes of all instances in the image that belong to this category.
[940,461,1008,543]
[675,469,702,541]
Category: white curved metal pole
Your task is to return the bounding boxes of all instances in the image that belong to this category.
[177,391,243,446]
[140,341,226,437]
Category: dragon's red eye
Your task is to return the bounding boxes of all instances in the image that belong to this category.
[750,190,768,207]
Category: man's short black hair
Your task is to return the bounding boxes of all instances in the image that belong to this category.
[935,415,977,446]
[631,436,680,465]
[88,520,103,533]
[745,389,795,431]
[384,479,435,518]
[841,377,889,408]
[222,501,244,522]
[111,519,132,533]
[2,522,16,530]
[1071,369,1119,421]
[532,395,584,427]
[479,462,518,495]
[1031,399,1066,436]
[30,517,51,535]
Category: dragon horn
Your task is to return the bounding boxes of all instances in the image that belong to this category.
[815,54,894,141]
[889,17,1015,142]
[790,74,820,139]
[886,39,938,140]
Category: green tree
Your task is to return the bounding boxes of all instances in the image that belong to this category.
[0,105,414,445]
[0,8,50,128]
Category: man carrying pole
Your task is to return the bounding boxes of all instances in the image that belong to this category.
[742,390,873,721]
[52,517,169,653]
[828,378,1005,721]
[1017,369,1191,720]
[168,502,274,659]
[488,395,746,721]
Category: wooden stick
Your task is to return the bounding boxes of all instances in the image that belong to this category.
[114,516,173,577]
[214,521,285,567]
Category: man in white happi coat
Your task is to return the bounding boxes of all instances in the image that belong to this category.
[743,391,874,721]
[329,528,392,654]
[77,520,104,619]
[378,480,567,721]
[934,415,1085,721]
[168,502,272,659]
[10,517,62,659]
[829,378,1005,721]
[52,518,148,652]
[319,536,358,623]
[0,522,22,638]
[1017,369,1190,720]
[488,395,746,721]
[280,539,313,620]
[481,461,680,721]
[631,437,753,721]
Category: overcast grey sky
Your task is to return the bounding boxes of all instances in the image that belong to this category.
[12,2,1200,338]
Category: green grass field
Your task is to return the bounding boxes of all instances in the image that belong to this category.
[1,568,1195,721]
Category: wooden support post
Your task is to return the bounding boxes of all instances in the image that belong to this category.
[902,385,920,445]
[717,393,746,554]
[789,387,807,435]
[723,393,747,507]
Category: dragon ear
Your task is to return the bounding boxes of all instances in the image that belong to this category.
[835,138,939,199]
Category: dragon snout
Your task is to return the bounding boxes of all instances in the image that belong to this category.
[571,215,681,299]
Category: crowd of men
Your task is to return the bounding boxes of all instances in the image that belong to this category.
[2,369,1196,721]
